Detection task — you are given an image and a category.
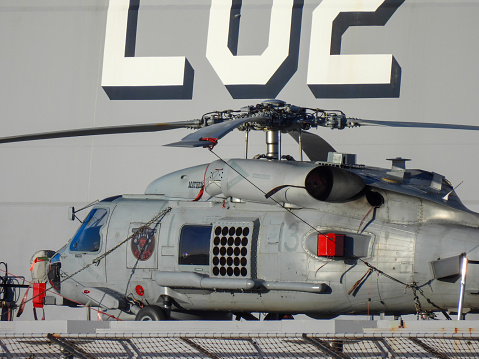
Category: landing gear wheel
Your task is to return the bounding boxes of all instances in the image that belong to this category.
[135,305,166,321]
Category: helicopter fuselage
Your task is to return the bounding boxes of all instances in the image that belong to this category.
[46,158,479,319]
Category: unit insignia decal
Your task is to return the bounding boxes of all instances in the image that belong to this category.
[131,227,156,261]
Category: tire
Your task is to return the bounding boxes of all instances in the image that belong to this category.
[135,305,166,321]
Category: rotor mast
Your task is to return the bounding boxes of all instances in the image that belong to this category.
[266,130,280,160]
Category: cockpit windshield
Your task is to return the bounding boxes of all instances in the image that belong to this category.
[70,208,108,252]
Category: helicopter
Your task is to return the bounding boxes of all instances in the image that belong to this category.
[5,99,479,321]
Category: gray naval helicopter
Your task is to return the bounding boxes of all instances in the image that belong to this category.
[4,100,479,321]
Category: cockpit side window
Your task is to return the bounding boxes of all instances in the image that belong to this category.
[178,225,212,265]
[70,208,108,252]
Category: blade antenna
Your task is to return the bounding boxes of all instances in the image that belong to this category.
[443,181,463,201]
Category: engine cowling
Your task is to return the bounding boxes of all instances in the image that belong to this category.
[146,159,366,207]
[210,159,365,207]
[304,165,366,202]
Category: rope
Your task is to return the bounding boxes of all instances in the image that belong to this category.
[347,268,373,296]
[357,206,376,233]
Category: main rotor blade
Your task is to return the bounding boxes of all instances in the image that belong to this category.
[166,116,269,147]
[353,119,479,131]
[0,121,200,144]
[289,131,336,162]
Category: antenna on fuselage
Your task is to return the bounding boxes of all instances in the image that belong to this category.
[442,181,463,201]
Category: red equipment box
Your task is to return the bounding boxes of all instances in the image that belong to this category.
[317,233,345,257]
[32,283,45,308]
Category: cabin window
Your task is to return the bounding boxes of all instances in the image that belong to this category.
[178,225,212,265]
[70,208,108,252]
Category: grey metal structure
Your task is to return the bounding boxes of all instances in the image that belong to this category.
[2,319,479,358]
[2,0,479,323]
